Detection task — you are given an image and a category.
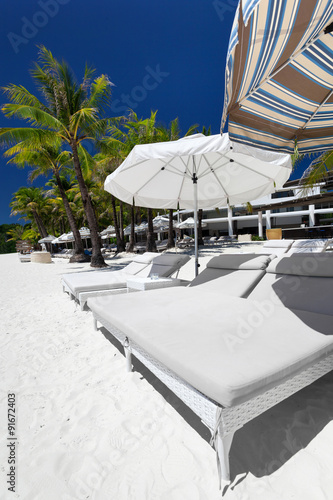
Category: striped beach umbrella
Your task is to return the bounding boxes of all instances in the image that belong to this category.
[221,0,333,154]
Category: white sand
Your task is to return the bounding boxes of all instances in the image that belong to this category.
[1,244,333,499]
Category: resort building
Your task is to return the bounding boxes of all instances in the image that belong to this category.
[179,175,333,240]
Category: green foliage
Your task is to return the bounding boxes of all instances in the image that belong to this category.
[251,235,264,241]
[0,224,21,253]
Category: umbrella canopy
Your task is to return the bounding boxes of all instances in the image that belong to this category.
[153,216,170,235]
[100,225,115,236]
[176,217,207,229]
[38,235,55,243]
[78,227,90,239]
[52,233,68,244]
[123,224,141,236]
[221,0,333,154]
[104,133,291,275]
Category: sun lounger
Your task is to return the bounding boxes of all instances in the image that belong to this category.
[286,238,329,255]
[87,252,333,488]
[62,252,190,310]
[188,253,274,296]
[54,248,74,258]
[257,239,294,256]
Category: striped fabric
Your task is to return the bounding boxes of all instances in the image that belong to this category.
[222,0,333,154]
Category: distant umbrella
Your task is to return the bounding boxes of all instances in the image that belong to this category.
[176,217,207,229]
[100,225,115,236]
[38,235,56,243]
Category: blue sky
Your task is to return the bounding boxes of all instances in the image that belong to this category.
[0,0,304,225]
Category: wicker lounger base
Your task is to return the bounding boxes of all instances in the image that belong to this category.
[92,311,333,488]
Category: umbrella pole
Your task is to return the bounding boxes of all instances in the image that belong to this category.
[192,160,199,277]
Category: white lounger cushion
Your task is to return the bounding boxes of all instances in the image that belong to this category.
[136,253,190,278]
[286,239,329,254]
[62,252,157,297]
[257,239,294,255]
[62,252,189,297]
[248,253,333,315]
[63,269,132,295]
[189,254,273,297]
[87,291,333,408]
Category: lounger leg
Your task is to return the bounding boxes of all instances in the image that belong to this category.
[123,337,132,372]
[217,431,234,482]
[93,317,98,331]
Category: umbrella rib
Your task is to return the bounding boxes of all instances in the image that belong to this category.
[296,88,333,134]
[197,153,230,198]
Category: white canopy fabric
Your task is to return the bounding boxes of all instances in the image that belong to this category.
[176,217,207,229]
[100,225,115,236]
[104,133,292,209]
[38,235,56,243]
[104,133,292,275]
[52,233,68,244]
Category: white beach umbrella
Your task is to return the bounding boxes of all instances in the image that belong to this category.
[78,227,91,239]
[176,217,208,229]
[123,224,141,236]
[100,225,115,236]
[153,215,170,232]
[104,133,292,276]
[38,235,56,243]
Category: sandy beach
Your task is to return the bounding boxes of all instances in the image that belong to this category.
[1,244,333,499]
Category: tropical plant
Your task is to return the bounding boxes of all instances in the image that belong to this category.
[299,151,333,194]
[6,224,25,242]
[9,186,52,238]
[0,46,113,267]
[4,139,89,262]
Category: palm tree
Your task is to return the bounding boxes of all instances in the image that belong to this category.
[4,139,89,262]
[10,186,51,238]
[6,224,25,242]
[0,46,113,267]
[93,152,126,252]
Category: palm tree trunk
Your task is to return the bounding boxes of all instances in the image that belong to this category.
[127,202,135,253]
[119,201,124,242]
[167,209,175,249]
[111,194,125,252]
[146,208,156,252]
[53,170,89,262]
[33,210,48,239]
[70,140,106,267]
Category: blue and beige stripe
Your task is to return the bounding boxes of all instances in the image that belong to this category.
[222,0,333,154]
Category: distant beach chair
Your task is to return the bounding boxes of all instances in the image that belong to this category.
[286,238,329,255]
[87,252,333,488]
[217,235,237,246]
[16,240,33,262]
[257,239,294,256]
[62,252,190,310]
[176,236,195,248]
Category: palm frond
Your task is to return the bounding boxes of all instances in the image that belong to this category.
[69,107,98,137]
[0,128,57,147]
[77,144,95,180]
[2,84,49,112]
[2,103,68,134]
[300,151,333,193]
[86,75,114,113]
